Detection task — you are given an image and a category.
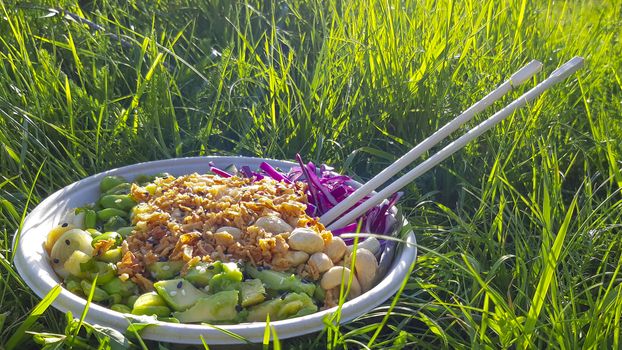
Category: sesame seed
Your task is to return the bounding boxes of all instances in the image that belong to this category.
[177,281,183,288]
[207,265,214,270]
[61,223,68,227]
[170,291,177,296]
[162,265,170,271]
[114,199,123,204]
[65,239,70,245]
[53,258,59,264]
[181,289,186,296]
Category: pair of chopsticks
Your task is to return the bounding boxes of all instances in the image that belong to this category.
[321,56,585,230]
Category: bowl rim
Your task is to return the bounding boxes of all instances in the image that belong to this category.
[13,156,417,344]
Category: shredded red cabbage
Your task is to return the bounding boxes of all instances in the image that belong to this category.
[209,155,401,237]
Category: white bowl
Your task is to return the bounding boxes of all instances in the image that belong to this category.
[13,156,417,344]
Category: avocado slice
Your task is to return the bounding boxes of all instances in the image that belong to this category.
[208,262,243,293]
[173,290,239,323]
[184,261,223,287]
[154,278,208,311]
[131,292,171,317]
[246,265,316,296]
[247,299,284,322]
[240,279,266,307]
[146,261,184,280]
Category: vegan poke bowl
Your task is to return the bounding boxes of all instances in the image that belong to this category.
[14,156,417,344]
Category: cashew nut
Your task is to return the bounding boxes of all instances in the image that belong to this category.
[288,228,324,254]
[308,252,333,274]
[346,237,380,255]
[320,266,361,299]
[352,248,378,292]
[285,250,309,266]
[323,236,346,263]
[216,226,242,240]
[254,216,294,234]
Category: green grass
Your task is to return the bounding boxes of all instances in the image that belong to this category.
[1,0,621,348]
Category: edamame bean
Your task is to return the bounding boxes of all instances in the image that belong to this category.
[100,175,127,193]
[100,194,137,211]
[97,208,128,221]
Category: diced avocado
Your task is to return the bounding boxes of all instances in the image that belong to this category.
[240,279,266,307]
[209,262,243,293]
[132,305,171,317]
[184,261,223,287]
[154,278,208,312]
[246,293,317,322]
[102,277,138,297]
[80,280,110,302]
[313,283,326,302]
[246,265,316,296]
[147,261,184,280]
[173,290,239,323]
[281,293,318,319]
[247,299,284,322]
[131,292,171,317]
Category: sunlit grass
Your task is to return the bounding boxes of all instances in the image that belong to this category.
[1,0,621,348]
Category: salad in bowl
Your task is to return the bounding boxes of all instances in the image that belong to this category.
[15,156,416,344]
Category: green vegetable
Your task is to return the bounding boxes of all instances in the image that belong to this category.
[116,226,134,238]
[64,250,92,278]
[173,290,239,323]
[133,174,155,185]
[247,293,317,322]
[100,176,127,193]
[97,247,122,263]
[103,216,128,232]
[84,209,97,229]
[146,261,184,280]
[111,304,132,314]
[97,208,128,221]
[81,261,117,285]
[208,262,243,293]
[246,265,316,296]
[102,278,138,297]
[184,261,223,287]
[240,279,266,307]
[247,299,284,322]
[126,295,139,309]
[131,292,171,317]
[100,194,137,211]
[64,277,83,295]
[104,182,132,195]
[157,317,180,323]
[80,280,110,302]
[109,293,123,304]
[153,278,208,311]
[91,232,122,248]
[86,228,102,238]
